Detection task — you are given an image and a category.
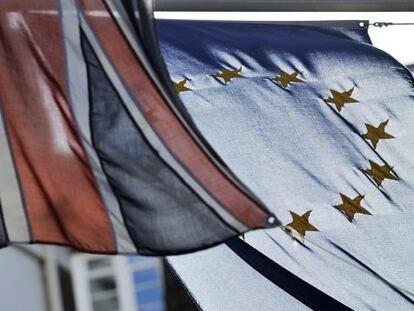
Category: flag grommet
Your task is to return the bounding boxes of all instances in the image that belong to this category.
[266,215,278,227]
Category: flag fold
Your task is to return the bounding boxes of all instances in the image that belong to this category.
[158,18,414,310]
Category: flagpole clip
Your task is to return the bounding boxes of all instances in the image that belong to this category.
[372,22,393,27]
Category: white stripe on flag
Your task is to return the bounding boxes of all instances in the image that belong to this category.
[79,12,248,233]
[59,0,137,253]
[0,101,31,242]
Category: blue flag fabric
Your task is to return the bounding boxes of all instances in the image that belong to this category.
[158,19,414,310]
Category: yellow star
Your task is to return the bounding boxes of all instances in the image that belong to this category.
[211,66,244,84]
[333,193,371,221]
[363,160,398,187]
[324,87,359,112]
[174,78,191,93]
[362,119,394,149]
[270,70,304,89]
[285,210,319,236]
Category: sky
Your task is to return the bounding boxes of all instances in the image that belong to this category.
[155,12,414,66]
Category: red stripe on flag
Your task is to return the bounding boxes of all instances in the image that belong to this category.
[79,0,273,229]
[0,1,115,252]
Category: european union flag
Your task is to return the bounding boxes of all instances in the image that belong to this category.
[158,19,414,310]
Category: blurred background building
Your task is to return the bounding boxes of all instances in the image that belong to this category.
[71,253,166,311]
[0,245,196,311]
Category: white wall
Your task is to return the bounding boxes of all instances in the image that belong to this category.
[0,247,48,311]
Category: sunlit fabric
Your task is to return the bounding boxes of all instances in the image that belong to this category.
[158,19,414,309]
[0,0,276,255]
[2,0,414,307]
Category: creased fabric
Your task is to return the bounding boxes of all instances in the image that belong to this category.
[82,33,236,255]
[0,0,276,255]
[159,19,414,309]
[0,0,115,252]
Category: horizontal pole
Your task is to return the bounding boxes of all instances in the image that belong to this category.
[154,0,414,12]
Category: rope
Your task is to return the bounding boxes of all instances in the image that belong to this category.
[371,22,414,27]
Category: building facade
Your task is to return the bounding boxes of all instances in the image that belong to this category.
[71,254,165,311]
[0,246,167,311]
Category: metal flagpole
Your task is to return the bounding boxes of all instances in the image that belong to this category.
[154,0,414,12]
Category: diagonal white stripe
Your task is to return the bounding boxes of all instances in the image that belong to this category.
[0,101,31,242]
[58,0,137,253]
[79,10,248,233]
